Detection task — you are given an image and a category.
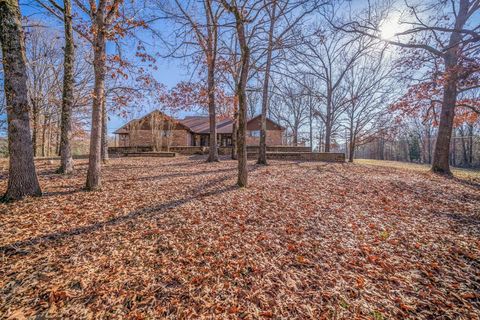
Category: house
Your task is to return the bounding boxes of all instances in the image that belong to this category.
[113,110,285,148]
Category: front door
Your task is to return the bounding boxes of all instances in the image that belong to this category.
[200,135,208,146]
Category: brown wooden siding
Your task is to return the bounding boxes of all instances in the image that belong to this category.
[124,129,189,147]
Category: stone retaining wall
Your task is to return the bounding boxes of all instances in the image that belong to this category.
[125,152,176,158]
[109,146,344,162]
[109,146,153,154]
[248,152,345,162]
[169,146,207,155]
[246,146,312,153]
[109,145,314,155]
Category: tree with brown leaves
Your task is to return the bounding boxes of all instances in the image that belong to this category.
[335,0,480,174]
[156,0,224,162]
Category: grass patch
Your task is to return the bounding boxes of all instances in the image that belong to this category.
[355,159,480,182]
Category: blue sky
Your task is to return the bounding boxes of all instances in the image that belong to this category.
[19,1,197,135]
[107,58,191,134]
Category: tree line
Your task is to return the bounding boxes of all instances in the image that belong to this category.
[0,0,479,200]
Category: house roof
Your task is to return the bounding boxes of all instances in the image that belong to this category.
[179,116,234,134]
[113,110,186,134]
[114,110,284,135]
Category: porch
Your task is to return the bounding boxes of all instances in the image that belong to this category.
[191,133,233,147]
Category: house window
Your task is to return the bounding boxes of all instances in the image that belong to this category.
[249,130,260,137]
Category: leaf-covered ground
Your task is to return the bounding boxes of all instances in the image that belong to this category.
[1,156,479,319]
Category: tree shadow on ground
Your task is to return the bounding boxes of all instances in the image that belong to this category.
[451,176,480,191]
[160,159,209,167]
[0,172,240,257]
[187,154,238,161]
[106,167,235,183]
[441,211,480,237]
[42,189,87,197]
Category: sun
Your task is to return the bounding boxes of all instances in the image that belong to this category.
[380,15,400,40]
[381,24,397,39]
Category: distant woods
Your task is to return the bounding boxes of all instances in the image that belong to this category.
[26,27,92,159]
[0,0,479,199]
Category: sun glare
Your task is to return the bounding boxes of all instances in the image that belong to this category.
[380,16,400,40]
[381,25,396,39]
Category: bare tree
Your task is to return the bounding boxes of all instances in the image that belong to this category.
[67,0,148,190]
[257,0,323,164]
[150,111,165,151]
[342,48,395,162]
[58,0,75,173]
[287,26,376,152]
[23,23,93,161]
[270,79,310,145]
[38,0,120,189]
[220,0,255,187]
[335,0,480,174]
[0,0,42,200]
[100,97,109,163]
[247,85,261,118]
[157,0,224,162]
[257,0,277,163]
[25,26,62,157]
[84,2,109,190]
[34,0,92,171]
[218,31,255,160]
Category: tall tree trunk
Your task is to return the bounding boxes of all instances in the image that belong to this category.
[235,18,249,187]
[431,0,467,174]
[58,0,75,173]
[309,102,313,151]
[56,117,61,156]
[324,92,332,152]
[203,0,219,162]
[47,116,52,156]
[221,2,249,186]
[206,55,219,162]
[468,124,473,165]
[101,96,109,163]
[451,129,457,166]
[0,0,42,201]
[86,12,106,190]
[41,114,48,157]
[293,127,298,146]
[318,123,324,152]
[324,119,331,152]
[348,128,355,162]
[237,68,248,187]
[460,128,468,166]
[32,98,39,157]
[231,102,238,160]
[427,127,432,164]
[348,141,355,162]
[432,62,457,174]
[258,0,276,165]
[379,137,385,160]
